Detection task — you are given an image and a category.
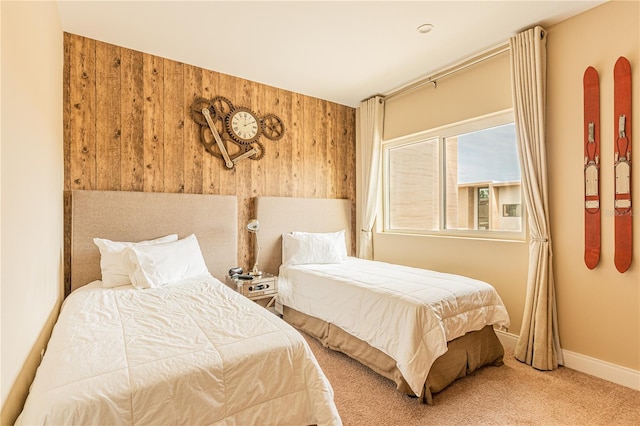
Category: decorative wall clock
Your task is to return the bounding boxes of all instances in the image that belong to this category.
[190,96,285,169]
[227,107,261,143]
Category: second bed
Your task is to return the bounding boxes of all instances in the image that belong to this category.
[256,196,510,404]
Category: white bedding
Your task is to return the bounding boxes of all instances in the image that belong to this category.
[277,257,510,396]
[17,275,341,425]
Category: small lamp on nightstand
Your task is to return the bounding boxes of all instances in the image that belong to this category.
[247,219,262,277]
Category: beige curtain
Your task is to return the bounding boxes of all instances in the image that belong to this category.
[357,96,384,259]
[510,26,563,370]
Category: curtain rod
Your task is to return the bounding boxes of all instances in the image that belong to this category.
[382,45,510,103]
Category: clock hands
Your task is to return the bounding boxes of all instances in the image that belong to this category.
[228,107,261,143]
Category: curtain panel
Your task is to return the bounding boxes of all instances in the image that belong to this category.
[357,96,384,259]
[510,26,564,370]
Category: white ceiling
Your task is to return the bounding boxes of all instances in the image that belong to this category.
[57,0,605,107]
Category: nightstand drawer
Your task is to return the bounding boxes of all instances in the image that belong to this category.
[225,273,278,300]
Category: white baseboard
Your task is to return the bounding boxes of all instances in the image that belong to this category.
[495,329,518,351]
[494,330,640,391]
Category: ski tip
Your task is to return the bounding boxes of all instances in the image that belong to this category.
[583,66,599,88]
[583,66,599,84]
[614,254,632,273]
[614,56,631,72]
[584,248,600,270]
[584,257,599,270]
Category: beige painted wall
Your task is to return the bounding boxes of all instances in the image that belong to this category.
[375,0,639,371]
[546,0,639,370]
[383,50,513,141]
[1,1,64,424]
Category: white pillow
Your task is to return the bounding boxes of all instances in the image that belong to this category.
[93,234,178,288]
[282,230,347,266]
[127,234,209,289]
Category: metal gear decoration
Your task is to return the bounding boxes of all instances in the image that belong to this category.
[248,141,265,161]
[226,107,263,144]
[198,126,241,171]
[262,114,285,141]
[211,96,234,119]
[199,125,226,159]
[189,95,286,170]
[190,97,216,126]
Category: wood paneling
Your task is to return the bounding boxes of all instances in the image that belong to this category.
[95,42,121,191]
[142,54,164,193]
[64,33,356,291]
[68,35,97,190]
[120,48,144,192]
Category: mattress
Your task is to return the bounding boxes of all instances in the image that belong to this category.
[278,257,510,396]
[17,275,341,425]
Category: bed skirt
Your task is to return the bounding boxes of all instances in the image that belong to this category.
[283,306,505,404]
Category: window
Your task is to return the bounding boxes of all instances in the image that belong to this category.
[502,204,521,217]
[383,110,523,239]
[477,187,490,230]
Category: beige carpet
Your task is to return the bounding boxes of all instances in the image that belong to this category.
[303,332,640,426]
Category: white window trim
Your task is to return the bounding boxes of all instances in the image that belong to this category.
[381,109,526,241]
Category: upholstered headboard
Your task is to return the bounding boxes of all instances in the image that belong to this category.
[255,196,352,275]
[69,190,237,293]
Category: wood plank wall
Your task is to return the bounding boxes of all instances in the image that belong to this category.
[63,33,356,293]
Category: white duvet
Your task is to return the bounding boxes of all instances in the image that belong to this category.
[278,257,510,396]
[17,275,341,426]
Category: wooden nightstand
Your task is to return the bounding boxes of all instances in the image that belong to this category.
[224,272,278,309]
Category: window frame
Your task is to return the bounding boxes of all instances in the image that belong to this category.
[381,109,526,241]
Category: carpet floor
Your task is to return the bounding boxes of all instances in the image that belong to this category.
[302,332,640,426]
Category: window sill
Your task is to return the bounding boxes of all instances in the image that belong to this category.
[380,229,527,243]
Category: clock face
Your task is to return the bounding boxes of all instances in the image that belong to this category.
[227,108,261,143]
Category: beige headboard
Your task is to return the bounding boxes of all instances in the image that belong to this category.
[69,190,237,293]
[255,196,352,275]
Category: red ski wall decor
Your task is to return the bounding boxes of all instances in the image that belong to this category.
[583,66,601,269]
[613,56,632,273]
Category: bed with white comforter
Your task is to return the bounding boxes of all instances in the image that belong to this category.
[254,196,510,403]
[17,275,340,425]
[278,257,510,397]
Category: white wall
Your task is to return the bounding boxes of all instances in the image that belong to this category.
[1,1,64,423]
